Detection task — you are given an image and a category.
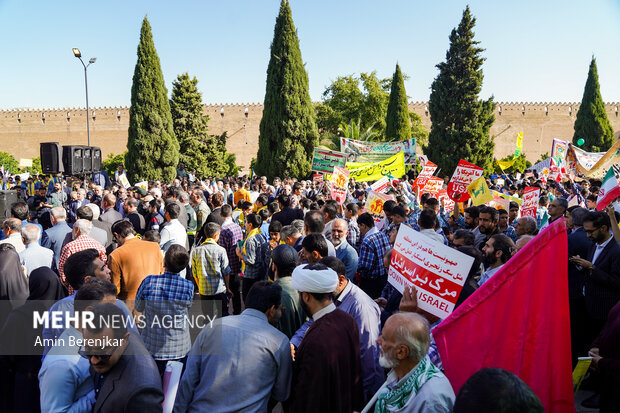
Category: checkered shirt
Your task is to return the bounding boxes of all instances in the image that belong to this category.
[357,231,391,280]
[58,235,107,295]
[219,218,243,275]
[347,218,360,251]
[503,225,518,242]
[135,271,194,360]
[191,239,230,296]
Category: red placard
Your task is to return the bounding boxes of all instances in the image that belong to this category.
[447,159,484,202]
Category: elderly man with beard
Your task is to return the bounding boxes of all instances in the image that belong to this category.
[478,234,515,286]
[331,218,359,280]
[364,312,455,413]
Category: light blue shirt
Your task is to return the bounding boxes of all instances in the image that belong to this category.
[174,309,293,413]
[478,264,504,286]
[335,240,359,280]
[38,327,96,413]
[19,242,54,276]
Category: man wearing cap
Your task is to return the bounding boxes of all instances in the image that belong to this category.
[271,244,307,338]
[288,263,363,413]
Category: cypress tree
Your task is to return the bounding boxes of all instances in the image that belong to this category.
[254,0,318,179]
[170,73,227,177]
[572,57,614,152]
[384,63,411,141]
[126,17,179,183]
[425,7,495,175]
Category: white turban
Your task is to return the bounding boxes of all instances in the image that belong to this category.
[292,264,339,293]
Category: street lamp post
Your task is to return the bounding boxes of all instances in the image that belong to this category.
[72,48,96,147]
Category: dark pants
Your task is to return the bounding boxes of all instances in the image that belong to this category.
[359,275,387,300]
[199,293,229,318]
[242,277,261,304]
[229,273,242,315]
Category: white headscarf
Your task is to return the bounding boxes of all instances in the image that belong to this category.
[292,264,338,293]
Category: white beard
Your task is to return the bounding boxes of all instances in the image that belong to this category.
[379,352,397,369]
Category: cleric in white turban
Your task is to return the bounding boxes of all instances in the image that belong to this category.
[292,263,339,293]
[288,262,364,412]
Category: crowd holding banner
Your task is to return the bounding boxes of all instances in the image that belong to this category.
[1,133,620,412]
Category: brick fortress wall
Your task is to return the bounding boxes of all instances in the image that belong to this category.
[1,102,619,172]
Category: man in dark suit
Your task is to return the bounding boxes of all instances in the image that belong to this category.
[83,303,163,413]
[569,210,620,349]
[41,206,72,266]
[123,197,146,236]
[271,194,304,227]
[566,207,594,365]
[99,194,123,225]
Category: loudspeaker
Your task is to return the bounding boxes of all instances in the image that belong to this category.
[91,147,102,172]
[0,190,19,227]
[82,146,93,173]
[62,145,83,175]
[40,142,64,174]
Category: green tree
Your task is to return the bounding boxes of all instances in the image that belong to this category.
[385,64,411,141]
[573,57,614,152]
[255,0,319,179]
[126,17,179,183]
[216,132,242,177]
[410,112,429,148]
[0,152,19,174]
[424,6,496,175]
[170,73,231,177]
[102,152,127,177]
[316,72,390,139]
[25,157,42,174]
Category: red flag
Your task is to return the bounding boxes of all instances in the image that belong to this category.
[433,218,573,413]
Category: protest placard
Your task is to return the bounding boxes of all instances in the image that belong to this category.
[341,137,416,165]
[363,191,393,229]
[135,181,148,190]
[438,189,455,214]
[119,175,131,189]
[389,224,474,319]
[420,177,444,196]
[330,166,349,205]
[312,174,324,183]
[370,176,390,193]
[522,187,540,218]
[311,148,347,174]
[348,151,405,182]
[447,159,484,202]
[413,161,437,188]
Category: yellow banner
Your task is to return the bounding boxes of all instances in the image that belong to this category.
[345,161,372,169]
[467,177,494,206]
[496,158,515,171]
[348,151,406,182]
[515,132,523,156]
[491,190,523,206]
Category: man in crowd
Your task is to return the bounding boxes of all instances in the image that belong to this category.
[0,218,25,252]
[281,223,304,252]
[498,208,518,242]
[237,213,268,300]
[174,281,292,412]
[160,202,189,250]
[345,202,361,250]
[357,212,391,299]
[332,218,359,280]
[19,224,53,276]
[179,191,198,246]
[42,206,72,264]
[514,216,537,238]
[191,188,211,236]
[100,193,123,224]
[272,194,304,226]
[288,263,363,412]
[271,244,307,338]
[364,312,455,412]
[476,206,501,250]
[82,303,164,412]
[304,210,336,256]
[58,219,107,294]
[108,220,163,308]
[478,234,515,286]
[218,204,243,314]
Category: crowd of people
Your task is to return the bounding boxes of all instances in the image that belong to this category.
[0,161,619,412]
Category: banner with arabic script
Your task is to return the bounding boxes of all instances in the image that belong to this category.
[566,141,620,179]
[389,224,474,319]
[341,137,416,165]
[311,148,347,174]
[348,151,406,182]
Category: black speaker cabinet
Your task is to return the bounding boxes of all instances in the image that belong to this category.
[40,142,64,174]
[91,147,102,172]
[62,145,83,175]
[82,146,93,173]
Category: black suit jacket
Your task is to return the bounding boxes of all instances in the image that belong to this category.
[92,334,164,413]
[271,207,304,227]
[567,227,593,301]
[584,237,620,321]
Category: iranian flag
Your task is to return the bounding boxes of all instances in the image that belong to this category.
[596,164,620,211]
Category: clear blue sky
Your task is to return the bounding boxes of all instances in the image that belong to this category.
[1,0,618,109]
